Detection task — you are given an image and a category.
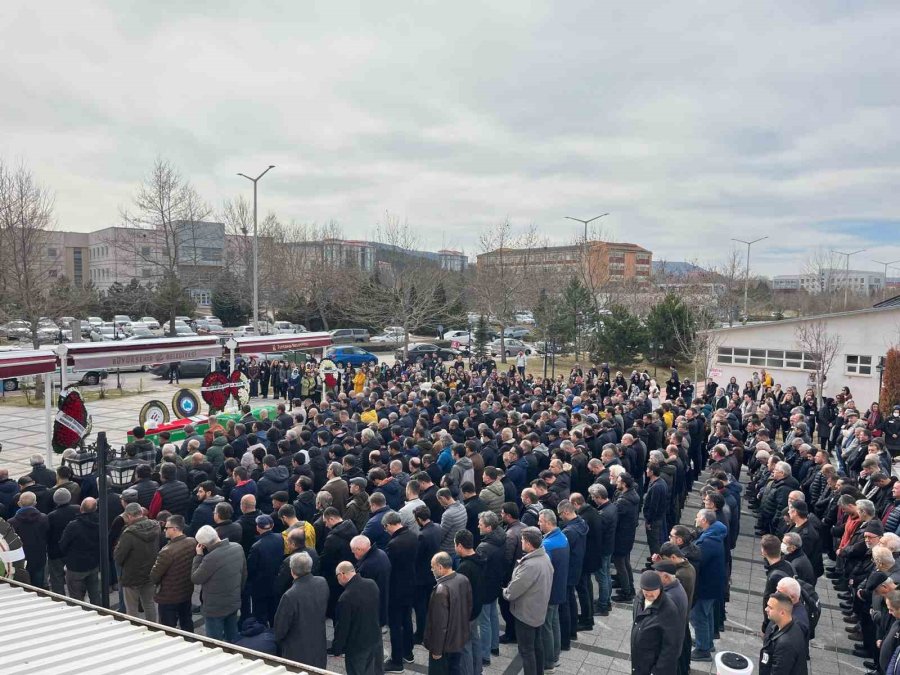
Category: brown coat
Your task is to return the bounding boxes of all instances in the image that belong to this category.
[423,571,472,655]
[150,534,197,604]
[322,477,350,515]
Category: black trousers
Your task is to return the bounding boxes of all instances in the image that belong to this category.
[388,600,414,663]
[647,521,663,557]
[516,619,544,675]
[346,642,384,675]
[499,595,517,639]
[575,571,593,625]
[413,584,433,641]
[428,651,461,675]
[559,587,578,649]
[158,600,193,632]
[613,554,634,596]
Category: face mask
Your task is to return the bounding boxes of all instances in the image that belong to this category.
[780,543,789,555]
[894,412,899,418]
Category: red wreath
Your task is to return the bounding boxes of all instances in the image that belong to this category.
[52,389,89,454]
[200,371,230,412]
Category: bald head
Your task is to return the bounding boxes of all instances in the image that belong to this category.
[240,494,257,513]
[81,497,97,513]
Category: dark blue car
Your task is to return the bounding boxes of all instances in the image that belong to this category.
[326,345,378,367]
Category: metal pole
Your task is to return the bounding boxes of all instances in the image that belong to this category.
[832,249,865,311]
[731,236,767,323]
[238,166,275,335]
[872,260,900,301]
[44,376,53,468]
[97,431,110,610]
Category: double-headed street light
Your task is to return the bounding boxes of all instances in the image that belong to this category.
[732,236,768,323]
[832,248,865,310]
[237,165,275,332]
[872,259,900,301]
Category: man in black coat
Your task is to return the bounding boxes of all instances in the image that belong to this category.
[353,533,392,628]
[9,491,49,588]
[384,512,418,671]
[630,571,683,675]
[613,474,639,602]
[760,535,796,631]
[759,592,808,674]
[27,455,58,489]
[413,505,442,644]
[476,511,506,666]
[332,562,384,675]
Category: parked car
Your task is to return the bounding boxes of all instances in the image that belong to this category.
[487,338,540,357]
[195,319,227,336]
[325,345,378,367]
[503,325,531,339]
[329,328,370,343]
[396,343,461,362]
[150,358,211,379]
[36,320,61,343]
[0,320,31,341]
[371,329,406,344]
[87,316,104,329]
[139,317,162,334]
[515,311,535,325]
[442,329,470,344]
[113,314,132,328]
[273,321,297,334]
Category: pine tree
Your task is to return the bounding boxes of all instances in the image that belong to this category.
[590,304,646,367]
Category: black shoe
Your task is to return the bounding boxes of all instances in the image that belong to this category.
[482,659,491,666]
[864,661,877,670]
[825,572,841,579]
[499,635,516,644]
[578,620,595,630]
[844,616,860,625]
[690,649,712,662]
[491,649,500,657]
[852,647,869,658]
[848,631,864,641]
[845,623,861,631]
[839,602,853,610]
[383,661,404,673]
[404,654,415,664]
[612,594,634,603]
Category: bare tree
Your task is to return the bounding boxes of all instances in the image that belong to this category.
[472,220,538,363]
[117,159,212,335]
[0,161,62,349]
[795,319,842,405]
[672,307,722,384]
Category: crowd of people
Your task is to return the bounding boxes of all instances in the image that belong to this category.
[1,353,899,675]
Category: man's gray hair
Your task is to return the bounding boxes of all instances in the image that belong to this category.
[329,462,343,477]
[539,509,557,526]
[882,533,900,553]
[775,576,801,602]
[382,511,402,527]
[873,545,894,568]
[588,483,608,500]
[775,461,792,476]
[698,508,718,525]
[782,532,802,550]
[478,511,500,530]
[195,525,220,547]
[29,454,45,466]
[857,499,876,517]
[316,491,333,508]
[124,502,144,518]
[289,551,313,577]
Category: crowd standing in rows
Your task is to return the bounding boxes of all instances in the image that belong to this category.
[2,353,900,675]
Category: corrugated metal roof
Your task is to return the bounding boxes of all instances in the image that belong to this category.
[0,581,316,675]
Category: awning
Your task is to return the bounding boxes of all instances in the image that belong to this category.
[0,349,58,379]
[233,332,333,354]
[62,337,223,370]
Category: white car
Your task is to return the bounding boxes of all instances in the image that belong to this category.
[140,317,162,334]
[273,321,296,334]
[87,316,103,328]
[515,311,535,325]
[443,329,471,346]
[113,314,132,327]
[371,329,406,344]
[487,338,540,357]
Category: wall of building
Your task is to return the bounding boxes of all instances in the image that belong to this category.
[706,308,899,406]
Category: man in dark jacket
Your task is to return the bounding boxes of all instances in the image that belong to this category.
[47,488,79,594]
[59,497,101,605]
[414,505,443,645]
[362,492,393,551]
[558,499,587,650]
[643,464,669,559]
[690,509,728,661]
[759,592,808,674]
[192,525,248,643]
[332,562,384,675]
[114,502,161,622]
[384,511,418,671]
[476,511,506,666]
[9,491,49,588]
[630,571,682,675]
[612,473,639,602]
[571,491,599,629]
[188,481,223,536]
[353,533,392,628]
[757,462,800,535]
[455,529,486,675]
[321,508,358,619]
[150,514,197,631]
[423,552,472,675]
[247,514,285,627]
[236,494,261,556]
[257,456,291,514]
[273,550,329,668]
[27,454,58,488]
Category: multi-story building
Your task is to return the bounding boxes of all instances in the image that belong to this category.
[43,231,89,287]
[286,238,377,271]
[772,269,885,295]
[476,240,652,286]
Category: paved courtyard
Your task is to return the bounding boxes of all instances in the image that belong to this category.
[0,391,878,673]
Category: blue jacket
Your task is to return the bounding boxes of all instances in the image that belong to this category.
[694,520,728,601]
[247,531,285,598]
[230,480,258,513]
[257,466,291,514]
[506,458,528,494]
[436,448,455,474]
[376,478,404,511]
[561,516,588,586]
[643,477,668,524]
[542,527,570,605]
[362,506,392,550]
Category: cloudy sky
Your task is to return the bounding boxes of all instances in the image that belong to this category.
[3,1,900,275]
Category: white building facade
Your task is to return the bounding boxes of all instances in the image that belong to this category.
[772,269,885,295]
[703,304,900,406]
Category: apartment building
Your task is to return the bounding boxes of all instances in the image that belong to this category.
[772,269,885,295]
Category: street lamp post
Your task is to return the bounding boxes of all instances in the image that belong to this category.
[832,248,865,311]
[237,165,275,334]
[565,213,609,359]
[872,259,900,301]
[731,237,768,323]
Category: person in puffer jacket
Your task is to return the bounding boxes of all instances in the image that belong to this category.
[256,457,290,514]
[479,467,506,515]
[539,509,570,670]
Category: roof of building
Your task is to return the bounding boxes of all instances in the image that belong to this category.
[873,293,900,308]
[477,240,650,257]
[0,579,325,675]
[701,300,900,334]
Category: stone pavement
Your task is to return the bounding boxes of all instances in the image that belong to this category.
[0,393,877,673]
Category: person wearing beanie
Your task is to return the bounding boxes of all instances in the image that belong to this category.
[344,477,371,536]
[247,513,283,626]
[46,488,79,594]
[630,570,682,675]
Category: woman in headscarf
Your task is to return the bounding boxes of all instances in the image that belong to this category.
[353,366,366,394]
[288,367,301,401]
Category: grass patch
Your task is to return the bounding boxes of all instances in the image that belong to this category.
[0,387,149,407]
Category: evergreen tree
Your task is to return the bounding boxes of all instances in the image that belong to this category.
[211,270,250,327]
[589,303,646,367]
[473,314,490,359]
[645,294,694,365]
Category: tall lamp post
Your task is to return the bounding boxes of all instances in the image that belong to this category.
[237,165,275,333]
[565,213,609,358]
[872,259,900,301]
[731,236,768,323]
[832,248,865,311]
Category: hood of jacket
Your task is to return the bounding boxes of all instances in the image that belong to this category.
[74,510,100,533]
[262,465,290,482]
[126,517,161,543]
[483,480,504,497]
[697,520,727,545]
[564,515,589,539]
[331,518,357,543]
[725,480,743,499]
[11,506,43,525]
[455,456,473,471]
[203,494,225,507]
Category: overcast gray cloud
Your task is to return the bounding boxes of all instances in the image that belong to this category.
[2,0,900,274]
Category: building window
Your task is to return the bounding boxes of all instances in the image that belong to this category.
[141,246,151,257]
[846,354,872,376]
[141,268,152,278]
[48,269,57,278]
[191,290,211,306]
[47,247,58,258]
[717,346,818,371]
